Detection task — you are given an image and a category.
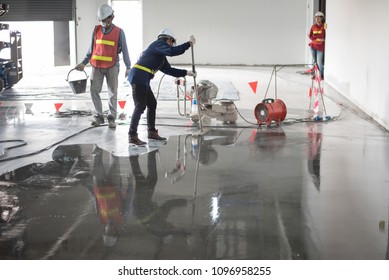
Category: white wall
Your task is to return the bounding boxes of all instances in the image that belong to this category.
[76,0,309,66]
[111,0,143,63]
[325,0,389,129]
[305,0,315,64]
[142,0,308,65]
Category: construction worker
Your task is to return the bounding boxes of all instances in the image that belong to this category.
[309,11,326,79]
[127,28,196,145]
[75,4,131,129]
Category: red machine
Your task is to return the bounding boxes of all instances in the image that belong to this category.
[254,98,287,126]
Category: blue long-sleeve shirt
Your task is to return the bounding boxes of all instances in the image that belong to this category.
[128,39,191,87]
[81,24,131,69]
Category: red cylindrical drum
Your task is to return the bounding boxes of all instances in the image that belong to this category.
[254,98,287,126]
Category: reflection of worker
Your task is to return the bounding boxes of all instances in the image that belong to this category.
[76,4,131,129]
[127,28,196,145]
[130,151,186,234]
[308,11,326,79]
[90,145,129,247]
[131,152,158,222]
[306,123,322,190]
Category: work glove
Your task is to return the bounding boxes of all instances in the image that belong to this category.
[189,35,196,46]
[75,63,85,71]
[187,70,197,77]
[125,68,131,78]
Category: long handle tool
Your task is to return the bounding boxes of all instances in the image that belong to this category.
[191,45,206,135]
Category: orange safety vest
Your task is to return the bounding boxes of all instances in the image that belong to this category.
[93,186,123,225]
[309,24,325,52]
[90,25,120,68]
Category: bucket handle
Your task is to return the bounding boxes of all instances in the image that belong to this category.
[262,98,274,104]
[66,68,88,82]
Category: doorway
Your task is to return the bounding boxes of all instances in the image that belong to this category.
[1,21,55,73]
[318,0,326,15]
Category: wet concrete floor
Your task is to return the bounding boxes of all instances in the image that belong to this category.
[0,66,388,260]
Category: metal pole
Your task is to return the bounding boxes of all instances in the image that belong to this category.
[191,45,203,132]
[275,65,278,100]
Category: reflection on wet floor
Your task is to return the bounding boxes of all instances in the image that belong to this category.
[0,102,25,124]
[1,124,388,260]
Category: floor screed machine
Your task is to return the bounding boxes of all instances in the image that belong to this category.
[175,46,238,129]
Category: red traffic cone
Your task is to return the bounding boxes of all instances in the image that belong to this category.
[118,100,126,109]
[54,103,63,112]
[248,81,258,94]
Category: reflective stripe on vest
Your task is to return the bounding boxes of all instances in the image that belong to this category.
[93,186,123,224]
[96,39,116,46]
[133,64,154,74]
[92,55,113,62]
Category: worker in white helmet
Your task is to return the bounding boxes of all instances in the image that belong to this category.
[127,28,196,146]
[75,4,132,129]
[308,11,326,79]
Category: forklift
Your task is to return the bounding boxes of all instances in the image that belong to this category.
[0,3,23,92]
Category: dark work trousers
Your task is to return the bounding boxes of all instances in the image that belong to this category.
[129,84,157,135]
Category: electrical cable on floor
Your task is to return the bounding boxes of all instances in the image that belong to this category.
[0,125,107,163]
[0,140,28,158]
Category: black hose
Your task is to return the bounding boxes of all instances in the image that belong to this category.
[0,140,28,158]
[0,125,103,163]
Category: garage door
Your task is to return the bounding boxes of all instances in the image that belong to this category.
[1,0,74,21]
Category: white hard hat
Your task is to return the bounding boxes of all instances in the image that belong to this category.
[158,28,176,41]
[103,225,117,247]
[315,11,325,18]
[97,4,114,20]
